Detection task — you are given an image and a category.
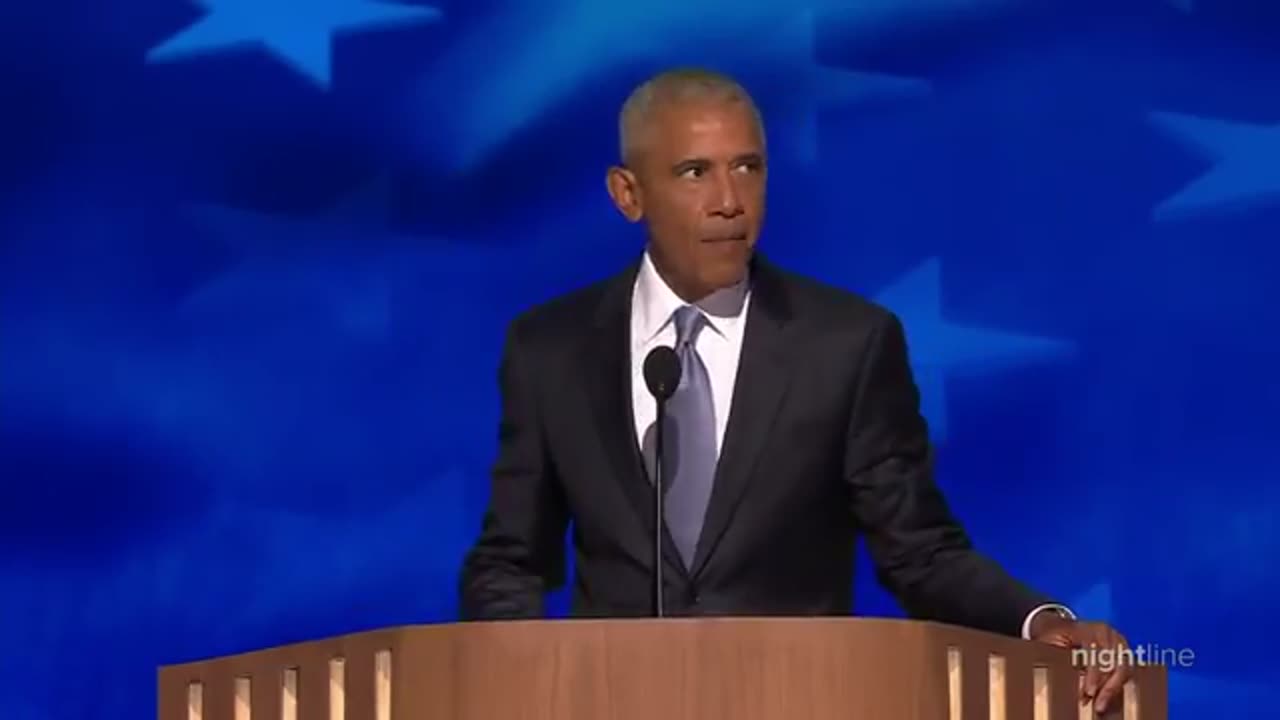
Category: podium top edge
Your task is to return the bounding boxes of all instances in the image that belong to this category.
[156,616,1006,670]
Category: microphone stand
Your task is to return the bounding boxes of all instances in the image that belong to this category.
[653,397,666,618]
[642,343,678,619]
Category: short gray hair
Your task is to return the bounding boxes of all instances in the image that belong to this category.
[618,67,765,167]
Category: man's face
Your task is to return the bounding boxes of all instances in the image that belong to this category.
[612,97,767,300]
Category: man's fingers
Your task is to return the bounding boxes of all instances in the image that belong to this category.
[1080,630,1131,713]
[1094,664,1132,713]
[1054,622,1135,710]
[1082,661,1102,703]
[1096,632,1133,713]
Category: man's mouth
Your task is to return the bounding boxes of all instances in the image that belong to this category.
[701,232,747,243]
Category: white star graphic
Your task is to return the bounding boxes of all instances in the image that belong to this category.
[874,258,1076,441]
[147,0,442,89]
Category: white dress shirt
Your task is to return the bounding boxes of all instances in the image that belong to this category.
[626,250,1072,639]
[630,250,749,459]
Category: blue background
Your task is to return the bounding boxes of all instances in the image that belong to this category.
[2,0,1277,717]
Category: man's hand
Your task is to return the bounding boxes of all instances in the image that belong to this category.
[1029,610,1133,714]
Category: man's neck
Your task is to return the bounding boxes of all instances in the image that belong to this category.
[646,247,746,304]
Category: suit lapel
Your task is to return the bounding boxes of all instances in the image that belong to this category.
[689,256,799,578]
[584,259,690,581]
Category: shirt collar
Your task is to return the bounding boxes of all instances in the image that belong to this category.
[632,249,750,348]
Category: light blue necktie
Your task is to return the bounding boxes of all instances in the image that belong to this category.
[661,305,718,569]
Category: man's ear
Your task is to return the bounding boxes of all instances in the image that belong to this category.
[605,165,644,222]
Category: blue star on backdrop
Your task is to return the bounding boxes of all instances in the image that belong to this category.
[410,0,1000,170]
[183,206,398,341]
[147,0,442,88]
[753,11,928,165]
[167,177,540,512]
[1068,581,1112,622]
[874,258,1076,441]
[179,175,575,337]
[180,176,412,341]
[1149,111,1280,221]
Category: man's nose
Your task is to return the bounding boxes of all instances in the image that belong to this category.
[709,172,743,216]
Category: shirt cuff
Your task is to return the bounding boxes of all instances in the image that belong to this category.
[1021,603,1077,639]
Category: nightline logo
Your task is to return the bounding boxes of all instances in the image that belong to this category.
[1072,643,1194,671]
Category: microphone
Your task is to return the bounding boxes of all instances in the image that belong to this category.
[642,346,681,617]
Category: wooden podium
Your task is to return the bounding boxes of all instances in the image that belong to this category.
[158,617,1166,719]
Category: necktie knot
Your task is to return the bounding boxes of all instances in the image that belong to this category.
[673,305,706,349]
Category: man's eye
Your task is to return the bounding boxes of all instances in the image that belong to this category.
[680,166,704,178]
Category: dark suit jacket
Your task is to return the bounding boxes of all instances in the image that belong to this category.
[458,252,1056,636]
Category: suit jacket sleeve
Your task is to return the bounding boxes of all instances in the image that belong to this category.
[845,310,1055,636]
[458,319,569,619]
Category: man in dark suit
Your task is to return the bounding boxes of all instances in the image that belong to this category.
[460,67,1132,713]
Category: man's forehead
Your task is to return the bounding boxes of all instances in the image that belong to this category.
[646,100,761,148]
[649,97,752,126]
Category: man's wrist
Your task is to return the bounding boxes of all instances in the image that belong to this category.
[1023,603,1077,639]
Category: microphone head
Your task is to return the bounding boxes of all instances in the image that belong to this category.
[643,346,681,401]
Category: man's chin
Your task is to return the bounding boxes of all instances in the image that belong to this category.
[701,260,750,291]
